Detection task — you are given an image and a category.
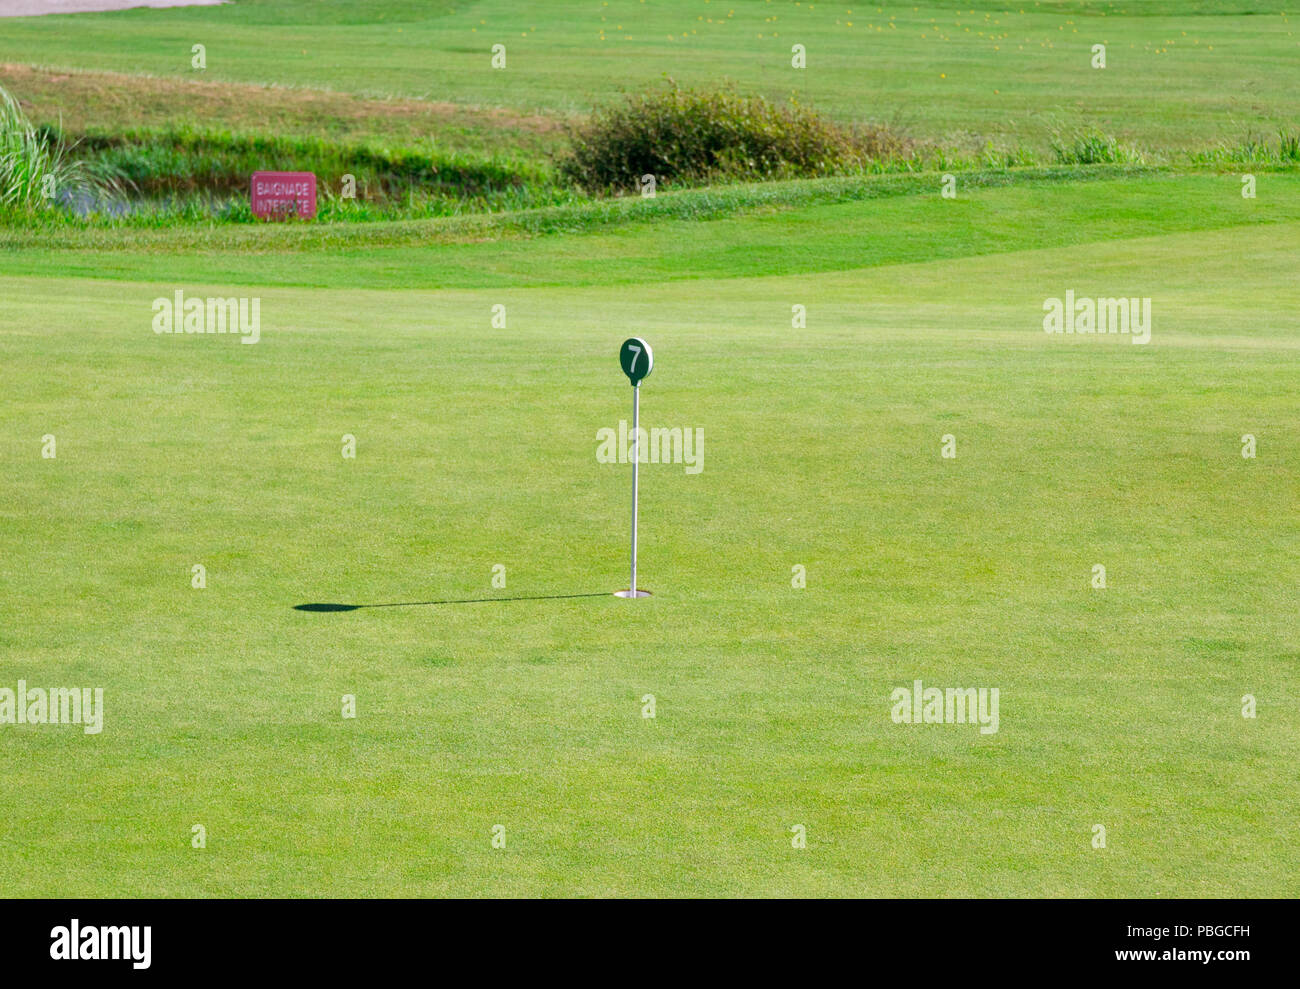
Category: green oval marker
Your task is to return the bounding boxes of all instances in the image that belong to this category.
[620,337,653,386]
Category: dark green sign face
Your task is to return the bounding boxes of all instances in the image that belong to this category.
[619,337,653,385]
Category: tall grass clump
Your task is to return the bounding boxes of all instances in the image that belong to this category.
[1049,128,1145,165]
[0,85,101,210]
[1187,129,1300,167]
[559,84,905,192]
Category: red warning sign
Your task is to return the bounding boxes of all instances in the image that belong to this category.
[250,171,317,220]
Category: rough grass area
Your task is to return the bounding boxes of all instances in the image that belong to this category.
[65,127,563,206]
[0,62,567,159]
[1188,130,1300,168]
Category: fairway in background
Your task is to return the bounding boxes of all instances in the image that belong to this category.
[0,1,1296,151]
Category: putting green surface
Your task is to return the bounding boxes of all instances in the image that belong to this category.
[1,176,1296,895]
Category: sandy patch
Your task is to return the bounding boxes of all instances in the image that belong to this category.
[1,0,225,17]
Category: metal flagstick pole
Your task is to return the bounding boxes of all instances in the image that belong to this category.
[616,337,652,598]
[630,381,639,596]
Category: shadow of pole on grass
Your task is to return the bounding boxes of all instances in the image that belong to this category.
[294,592,610,612]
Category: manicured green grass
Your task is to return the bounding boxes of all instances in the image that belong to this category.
[1,0,1296,899]
[0,176,1296,896]
[1,1,1296,150]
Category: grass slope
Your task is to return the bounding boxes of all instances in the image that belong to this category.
[0,62,566,160]
[3,169,1296,288]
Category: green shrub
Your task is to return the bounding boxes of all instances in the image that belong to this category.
[559,84,903,191]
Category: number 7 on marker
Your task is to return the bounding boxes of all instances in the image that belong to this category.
[627,344,641,371]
